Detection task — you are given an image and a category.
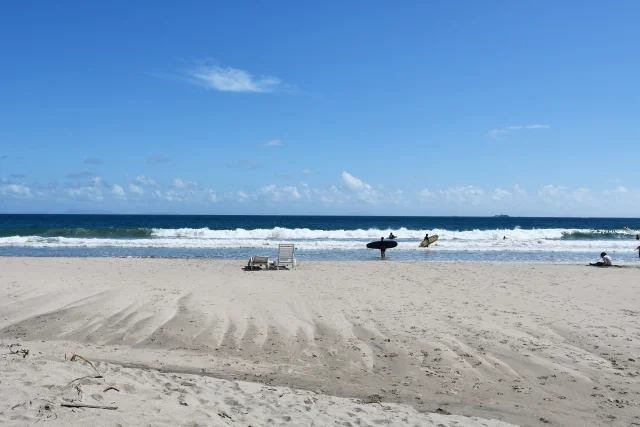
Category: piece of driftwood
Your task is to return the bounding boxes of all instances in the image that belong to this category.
[103,386,120,393]
[61,402,118,410]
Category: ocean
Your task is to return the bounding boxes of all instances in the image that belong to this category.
[1,214,639,264]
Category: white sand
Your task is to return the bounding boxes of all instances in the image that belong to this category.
[1,258,639,426]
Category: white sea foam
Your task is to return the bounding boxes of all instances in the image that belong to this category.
[148,227,637,241]
[0,230,637,253]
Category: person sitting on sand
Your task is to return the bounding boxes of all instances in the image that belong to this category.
[590,252,613,267]
[388,233,396,239]
[379,237,387,259]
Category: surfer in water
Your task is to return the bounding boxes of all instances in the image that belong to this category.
[422,233,431,247]
[388,232,396,239]
[635,246,640,258]
[379,237,387,259]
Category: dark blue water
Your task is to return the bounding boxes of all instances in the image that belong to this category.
[1,214,639,264]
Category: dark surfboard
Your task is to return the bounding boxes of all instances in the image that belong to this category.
[366,240,398,249]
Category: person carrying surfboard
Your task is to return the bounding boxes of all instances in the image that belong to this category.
[419,233,438,248]
[379,237,387,259]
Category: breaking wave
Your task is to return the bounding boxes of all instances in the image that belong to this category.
[142,226,636,241]
[0,226,638,253]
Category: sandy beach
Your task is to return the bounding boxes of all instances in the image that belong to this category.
[1,258,638,426]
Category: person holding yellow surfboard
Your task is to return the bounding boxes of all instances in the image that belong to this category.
[420,233,438,248]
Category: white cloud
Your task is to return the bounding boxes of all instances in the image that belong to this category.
[164,190,181,202]
[136,175,158,187]
[439,185,486,204]
[538,184,566,200]
[91,176,103,186]
[301,169,313,175]
[339,172,383,204]
[172,178,197,189]
[129,184,144,195]
[111,184,126,198]
[235,191,249,202]
[418,189,433,200]
[299,182,312,199]
[341,172,371,191]
[601,186,629,195]
[492,188,511,201]
[188,65,282,93]
[66,186,103,202]
[260,184,302,202]
[572,188,593,203]
[1,183,32,198]
[260,185,278,200]
[283,186,301,200]
[525,124,550,129]
[265,139,281,147]
[205,189,218,203]
[490,124,550,138]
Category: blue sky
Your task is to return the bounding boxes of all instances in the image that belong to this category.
[1,1,639,216]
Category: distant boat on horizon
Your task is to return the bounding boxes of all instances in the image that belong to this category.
[494,214,510,218]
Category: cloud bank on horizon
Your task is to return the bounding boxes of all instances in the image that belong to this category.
[1,169,638,216]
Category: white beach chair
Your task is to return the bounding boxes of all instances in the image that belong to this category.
[276,244,297,270]
[248,255,271,270]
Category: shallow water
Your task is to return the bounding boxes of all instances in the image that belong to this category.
[1,214,639,264]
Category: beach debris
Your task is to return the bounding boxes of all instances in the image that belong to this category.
[66,353,102,376]
[61,402,118,410]
[8,343,29,358]
[218,411,232,420]
[103,386,120,393]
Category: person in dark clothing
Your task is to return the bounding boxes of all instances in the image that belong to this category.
[380,237,387,259]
